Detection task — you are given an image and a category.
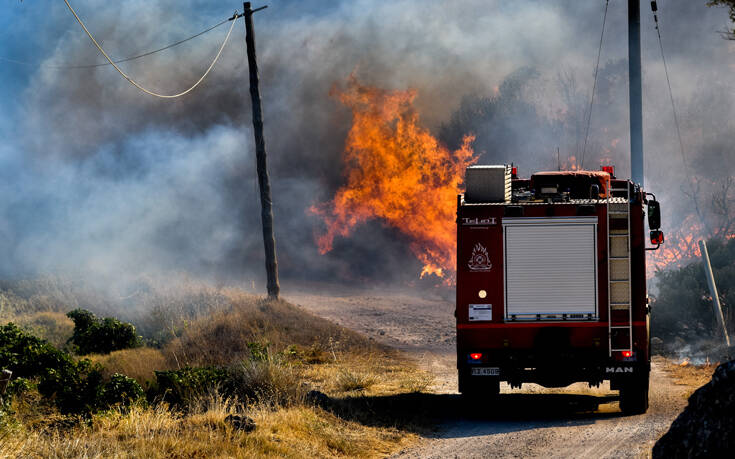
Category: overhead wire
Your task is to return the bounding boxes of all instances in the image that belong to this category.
[580,0,610,170]
[63,0,238,98]
[651,3,691,178]
[0,17,231,69]
[651,2,708,231]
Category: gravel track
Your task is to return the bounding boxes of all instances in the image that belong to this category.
[288,291,696,458]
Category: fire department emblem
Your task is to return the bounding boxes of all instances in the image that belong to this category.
[468,243,492,271]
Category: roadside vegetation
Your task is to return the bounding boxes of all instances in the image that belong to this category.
[651,237,734,358]
[0,277,432,458]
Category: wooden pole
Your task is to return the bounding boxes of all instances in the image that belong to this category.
[698,240,730,347]
[244,2,280,299]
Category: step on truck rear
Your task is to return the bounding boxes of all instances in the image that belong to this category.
[455,164,663,415]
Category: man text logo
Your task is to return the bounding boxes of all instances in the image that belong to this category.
[605,367,634,373]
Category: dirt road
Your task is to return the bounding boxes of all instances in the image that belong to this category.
[288,291,699,458]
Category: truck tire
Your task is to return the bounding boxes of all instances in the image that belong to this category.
[619,372,649,415]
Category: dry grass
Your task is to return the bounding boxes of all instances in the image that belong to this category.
[657,355,719,389]
[1,355,428,458]
[16,311,74,349]
[0,280,433,457]
[163,291,384,368]
[1,401,415,459]
[88,347,171,386]
[397,372,435,393]
[334,369,378,392]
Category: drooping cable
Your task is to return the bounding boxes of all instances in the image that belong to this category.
[580,0,610,169]
[63,0,237,98]
[0,17,231,69]
[651,2,708,230]
[651,5,691,178]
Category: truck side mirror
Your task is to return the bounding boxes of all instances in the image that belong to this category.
[647,200,661,230]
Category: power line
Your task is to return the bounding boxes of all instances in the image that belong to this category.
[0,17,231,70]
[581,0,609,170]
[63,0,237,98]
[651,4,690,177]
[651,2,709,231]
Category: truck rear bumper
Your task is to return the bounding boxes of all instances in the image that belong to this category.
[458,348,650,389]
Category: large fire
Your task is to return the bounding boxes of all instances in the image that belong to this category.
[312,78,730,283]
[310,76,476,281]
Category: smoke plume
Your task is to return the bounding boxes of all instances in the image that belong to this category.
[0,0,733,291]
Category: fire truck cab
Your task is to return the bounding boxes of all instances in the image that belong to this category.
[455,164,663,415]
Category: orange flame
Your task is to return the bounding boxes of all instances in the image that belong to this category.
[647,214,734,275]
[647,214,704,275]
[560,155,581,171]
[310,76,476,281]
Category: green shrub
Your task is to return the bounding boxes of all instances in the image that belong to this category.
[0,323,134,415]
[67,309,141,355]
[100,373,144,408]
[151,359,304,409]
[151,367,229,407]
[246,342,269,362]
[0,323,71,378]
[7,377,32,396]
[38,358,105,415]
[228,359,304,407]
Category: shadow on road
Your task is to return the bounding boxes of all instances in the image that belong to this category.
[317,392,624,437]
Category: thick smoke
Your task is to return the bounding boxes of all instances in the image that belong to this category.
[1,0,733,291]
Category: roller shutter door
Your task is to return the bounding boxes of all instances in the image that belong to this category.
[504,217,598,319]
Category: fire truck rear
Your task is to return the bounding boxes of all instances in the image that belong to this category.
[455,164,663,415]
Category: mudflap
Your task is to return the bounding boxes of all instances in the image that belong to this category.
[458,370,500,399]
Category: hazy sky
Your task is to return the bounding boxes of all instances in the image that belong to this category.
[0,0,733,289]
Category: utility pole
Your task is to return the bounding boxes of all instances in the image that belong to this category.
[628,0,644,187]
[243,2,280,299]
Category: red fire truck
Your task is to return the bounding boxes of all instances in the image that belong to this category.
[455,165,663,414]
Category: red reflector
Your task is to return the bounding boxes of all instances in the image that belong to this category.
[470,353,482,360]
[622,351,632,358]
[511,167,518,177]
[601,165,615,177]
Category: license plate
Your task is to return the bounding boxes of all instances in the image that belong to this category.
[471,367,500,376]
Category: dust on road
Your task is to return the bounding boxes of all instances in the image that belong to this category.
[288,291,701,458]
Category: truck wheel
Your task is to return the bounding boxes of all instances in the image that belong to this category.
[619,373,649,415]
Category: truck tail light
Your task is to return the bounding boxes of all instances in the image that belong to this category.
[601,165,615,177]
[469,353,482,361]
[511,166,518,178]
[621,351,632,358]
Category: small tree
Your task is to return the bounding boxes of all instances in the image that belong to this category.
[708,0,735,38]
